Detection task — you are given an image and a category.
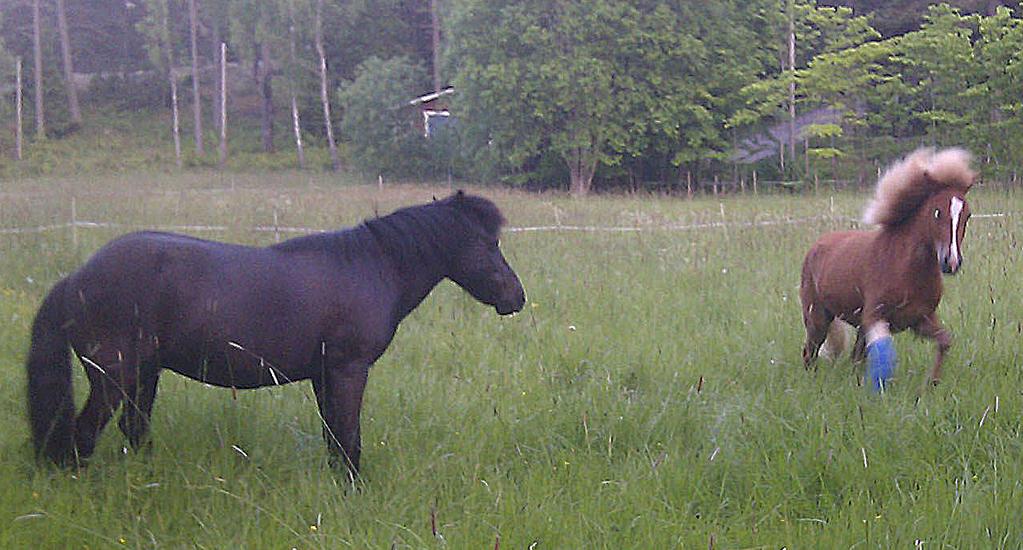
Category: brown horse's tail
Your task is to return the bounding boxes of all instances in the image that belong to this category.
[26,278,76,465]
[820,319,850,360]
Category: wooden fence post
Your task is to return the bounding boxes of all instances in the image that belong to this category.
[273,208,280,242]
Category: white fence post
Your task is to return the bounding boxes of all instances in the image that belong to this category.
[70,196,78,248]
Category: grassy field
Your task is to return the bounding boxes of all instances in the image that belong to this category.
[1,172,1022,548]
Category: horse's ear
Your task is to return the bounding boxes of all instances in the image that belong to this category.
[921,169,937,186]
[432,195,438,201]
[456,189,466,198]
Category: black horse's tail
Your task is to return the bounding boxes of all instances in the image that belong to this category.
[26,278,76,465]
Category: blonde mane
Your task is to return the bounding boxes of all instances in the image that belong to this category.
[862,147,975,227]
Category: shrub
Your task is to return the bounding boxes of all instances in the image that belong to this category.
[337,56,433,179]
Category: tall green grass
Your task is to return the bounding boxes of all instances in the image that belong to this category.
[1,174,1021,547]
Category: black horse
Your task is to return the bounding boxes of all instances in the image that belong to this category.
[26,191,525,475]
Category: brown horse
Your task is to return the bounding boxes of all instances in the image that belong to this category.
[26,191,526,475]
[800,147,975,392]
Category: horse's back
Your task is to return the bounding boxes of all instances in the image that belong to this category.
[64,231,237,333]
[803,230,863,278]
[801,230,877,323]
[63,231,395,385]
[70,231,244,301]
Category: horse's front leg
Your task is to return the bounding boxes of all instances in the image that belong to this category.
[863,316,896,393]
[912,312,952,388]
[118,365,161,450]
[312,363,370,479]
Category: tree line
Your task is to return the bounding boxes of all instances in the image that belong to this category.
[1,0,437,168]
[447,0,1022,194]
[1,1,1020,195]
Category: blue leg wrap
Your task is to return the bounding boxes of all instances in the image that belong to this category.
[866,336,896,393]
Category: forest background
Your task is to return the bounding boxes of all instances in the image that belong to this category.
[0,0,1021,194]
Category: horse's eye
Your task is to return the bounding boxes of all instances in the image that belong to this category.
[934,209,941,219]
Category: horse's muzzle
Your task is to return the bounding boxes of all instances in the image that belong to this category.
[495,285,526,315]
[941,255,962,275]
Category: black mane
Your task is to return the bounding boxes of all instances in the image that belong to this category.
[271,191,506,269]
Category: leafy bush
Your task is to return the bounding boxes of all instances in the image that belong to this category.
[337,56,435,178]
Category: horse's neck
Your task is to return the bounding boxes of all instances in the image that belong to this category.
[883,220,939,275]
[389,253,447,323]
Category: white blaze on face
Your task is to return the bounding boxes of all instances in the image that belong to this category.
[949,196,964,268]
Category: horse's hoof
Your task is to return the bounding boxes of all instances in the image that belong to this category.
[123,439,154,455]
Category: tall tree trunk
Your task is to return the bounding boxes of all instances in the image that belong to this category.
[211,21,222,135]
[55,0,81,126]
[188,0,204,156]
[32,0,45,139]
[291,96,304,168]
[258,42,275,153]
[287,1,304,168]
[219,42,227,166]
[787,0,796,173]
[316,0,340,171]
[159,0,181,167]
[566,147,597,196]
[15,57,23,159]
[779,140,785,172]
[430,0,442,92]
[171,74,182,167]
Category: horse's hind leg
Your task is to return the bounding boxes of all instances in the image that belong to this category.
[118,365,161,450]
[801,302,832,370]
[912,312,952,387]
[74,351,137,460]
[851,326,867,363]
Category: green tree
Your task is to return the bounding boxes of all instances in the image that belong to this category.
[448,0,710,195]
[230,0,284,153]
[137,0,184,165]
[969,6,1023,173]
[729,0,882,177]
[337,56,430,177]
[796,39,896,176]
[201,0,232,138]
[891,5,980,144]
[660,0,780,180]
